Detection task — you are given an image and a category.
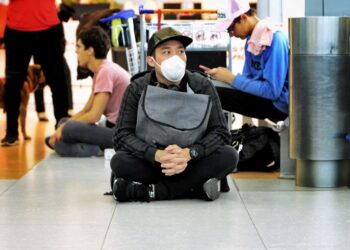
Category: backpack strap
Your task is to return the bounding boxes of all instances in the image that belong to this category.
[186,82,194,94]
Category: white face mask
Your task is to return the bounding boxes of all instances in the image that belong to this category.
[153,55,186,82]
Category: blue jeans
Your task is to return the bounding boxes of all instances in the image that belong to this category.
[54,118,114,157]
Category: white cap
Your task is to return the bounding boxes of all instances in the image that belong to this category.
[215,0,251,32]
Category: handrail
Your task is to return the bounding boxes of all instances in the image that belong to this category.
[139,5,217,30]
[163,9,217,14]
[140,9,217,14]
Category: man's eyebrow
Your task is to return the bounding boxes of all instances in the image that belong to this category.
[159,46,171,50]
[159,45,185,50]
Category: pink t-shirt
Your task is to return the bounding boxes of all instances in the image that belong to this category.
[93,60,131,124]
[7,0,60,31]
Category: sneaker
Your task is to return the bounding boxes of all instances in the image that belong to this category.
[44,136,54,150]
[112,178,150,202]
[201,178,220,201]
[37,112,49,122]
[220,177,230,193]
[1,136,19,147]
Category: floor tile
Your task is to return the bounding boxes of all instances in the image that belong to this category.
[0,224,108,250]
[0,155,116,226]
[0,180,16,195]
[103,181,265,250]
[234,179,295,191]
[240,190,350,249]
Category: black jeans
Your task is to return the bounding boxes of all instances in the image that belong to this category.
[34,57,73,113]
[216,87,288,123]
[110,145,238,200]
[4,24,69,137]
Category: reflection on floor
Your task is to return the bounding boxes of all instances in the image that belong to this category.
[0,112,55,179]
[233,170,279,179]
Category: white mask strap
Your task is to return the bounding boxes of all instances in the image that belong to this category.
[151,57,160,67]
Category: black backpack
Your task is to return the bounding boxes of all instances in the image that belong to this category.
[231,123,280,172]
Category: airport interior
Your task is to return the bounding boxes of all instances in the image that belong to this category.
[1,0,350,249]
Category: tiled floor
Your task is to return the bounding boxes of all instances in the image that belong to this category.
[1,68,349,248]
[1,153,350,249]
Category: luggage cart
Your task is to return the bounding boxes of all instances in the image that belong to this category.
[100,9,141,76]
[138,5,233,72]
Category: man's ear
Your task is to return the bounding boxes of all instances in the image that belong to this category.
[240,14,248,22]
[87,47,94,56]
[147,56,155,68]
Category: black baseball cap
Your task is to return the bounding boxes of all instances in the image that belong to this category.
[147,27,193,56]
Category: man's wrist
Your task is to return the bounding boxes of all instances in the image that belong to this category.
[155,149,165,163]
[183,148,191,161]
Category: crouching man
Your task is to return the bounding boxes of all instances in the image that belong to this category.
[110,27,238,202]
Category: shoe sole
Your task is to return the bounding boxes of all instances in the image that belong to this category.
[1,140,19,147]
[112,178,123,201]
[203,178,220,201]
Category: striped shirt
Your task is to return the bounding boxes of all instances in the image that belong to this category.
[113,70,230,163]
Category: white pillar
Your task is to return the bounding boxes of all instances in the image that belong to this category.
[257,0,283,23]
[257,0,305,32]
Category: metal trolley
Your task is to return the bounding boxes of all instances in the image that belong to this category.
[100,9,141,76]
[138,5,233,72]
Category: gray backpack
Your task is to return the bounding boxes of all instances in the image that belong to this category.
[136,84,212,148]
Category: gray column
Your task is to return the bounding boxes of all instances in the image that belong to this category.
[289,17,350,187]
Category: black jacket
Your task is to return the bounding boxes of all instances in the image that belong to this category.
[112,70,230,163]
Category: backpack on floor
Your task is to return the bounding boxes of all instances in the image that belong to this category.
[231,123,280,172]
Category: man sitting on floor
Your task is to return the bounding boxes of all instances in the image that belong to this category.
[45,26,130,157]
[110,27,238,202]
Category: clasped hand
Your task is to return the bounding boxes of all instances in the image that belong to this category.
[155,144,191,176]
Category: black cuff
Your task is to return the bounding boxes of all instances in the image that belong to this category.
[144,146,157,164]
